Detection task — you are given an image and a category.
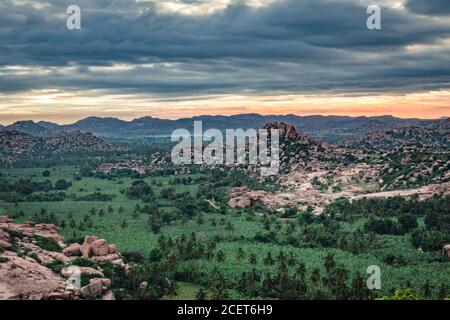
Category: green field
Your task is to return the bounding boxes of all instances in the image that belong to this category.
[1,166,449,300]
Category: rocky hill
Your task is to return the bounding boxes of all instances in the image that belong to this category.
[0,216,127,300]
[348,120,449,150]
[0,130,128,165]
[224,122,450,214]
[263,122,364,173]
[3,114,443,142]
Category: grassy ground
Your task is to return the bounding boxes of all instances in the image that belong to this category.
[1,166,449,298]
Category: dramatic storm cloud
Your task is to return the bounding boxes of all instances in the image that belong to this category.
[405,0,450,16]
[0,0,449,122]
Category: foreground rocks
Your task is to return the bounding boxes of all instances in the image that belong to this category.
[0,216,127,300]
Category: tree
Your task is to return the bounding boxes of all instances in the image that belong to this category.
[310,268,320,285]
[216,250,226,263]
[196,287,207,300]
[324,253,336,274]
[398,214,418,233]
[421,280,433,299]
[54,179,72,190]
[42,170,50,177]
[263,252,275,266]
[248,253,257,265]
[127,180,154,200]
[235,247,246,261]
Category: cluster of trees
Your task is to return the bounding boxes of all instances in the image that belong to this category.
[252,211,377,255]
[126,180,154,200]
[324,196,450,253]
[0,177,72,202]
[236,253,374,300]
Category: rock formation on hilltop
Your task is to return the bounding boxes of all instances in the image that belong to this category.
[0,130,128,165]
[261,122,363,173]
[349,122,449,150]
[0,216,127,300]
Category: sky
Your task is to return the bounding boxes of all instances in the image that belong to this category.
[0,0,449,124]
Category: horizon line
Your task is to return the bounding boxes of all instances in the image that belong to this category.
[1,113,448,127]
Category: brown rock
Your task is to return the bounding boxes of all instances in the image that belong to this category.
[79,267,104,277]
[0,255,66,300]
[108,244,117,254]
[111,258,125,268]
[0,216,13,223]
[89,278,111,288]
[91,253,120,263]
[84,235,98,245]
[80,242,92,258]
[63,243,81,257]
[0,230,9,241]
[0,239,12,249]
[91,239,109,256]
[80,282,103,299]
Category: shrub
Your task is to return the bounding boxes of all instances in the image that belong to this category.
[47,260,65,274]
[54,179,72,190]
[34,236,62,253]
[71,257,97,268]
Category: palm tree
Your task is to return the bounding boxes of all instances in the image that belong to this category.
[437,284,448,300]
[225,221,234,232]
[324,253,336,274]
[248,253,257,265]
[196,287,207,300]
[263,252,275,266]
[235,247,246,261]
[421,280,433,299]
[350,274,367,300]
[216,250,226,263]
[310,268,320,285]
[287,252,296,266]
[295,263,306,281]
[129,264,148,291]
[277,251,286,265]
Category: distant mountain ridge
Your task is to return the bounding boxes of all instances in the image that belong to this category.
[0,130,126,156]
[3,114,445,143]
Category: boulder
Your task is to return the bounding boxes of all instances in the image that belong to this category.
[80,282,103,299]
[91,239,109,256]
[80,242,92,258]
[112,258,126,268]
[0,230,9,241]
[0,239,12,249]
[63,243,81,257]
[89,278,111,288]
[91,253,120,263]
[84,236,98,244]
[108,244,117,254]
[0,216,13,223]
[80,236,98,258]
[0,255,66,300]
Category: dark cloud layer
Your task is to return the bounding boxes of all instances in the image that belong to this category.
[0,0,450,96]
[405,0,450,16]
